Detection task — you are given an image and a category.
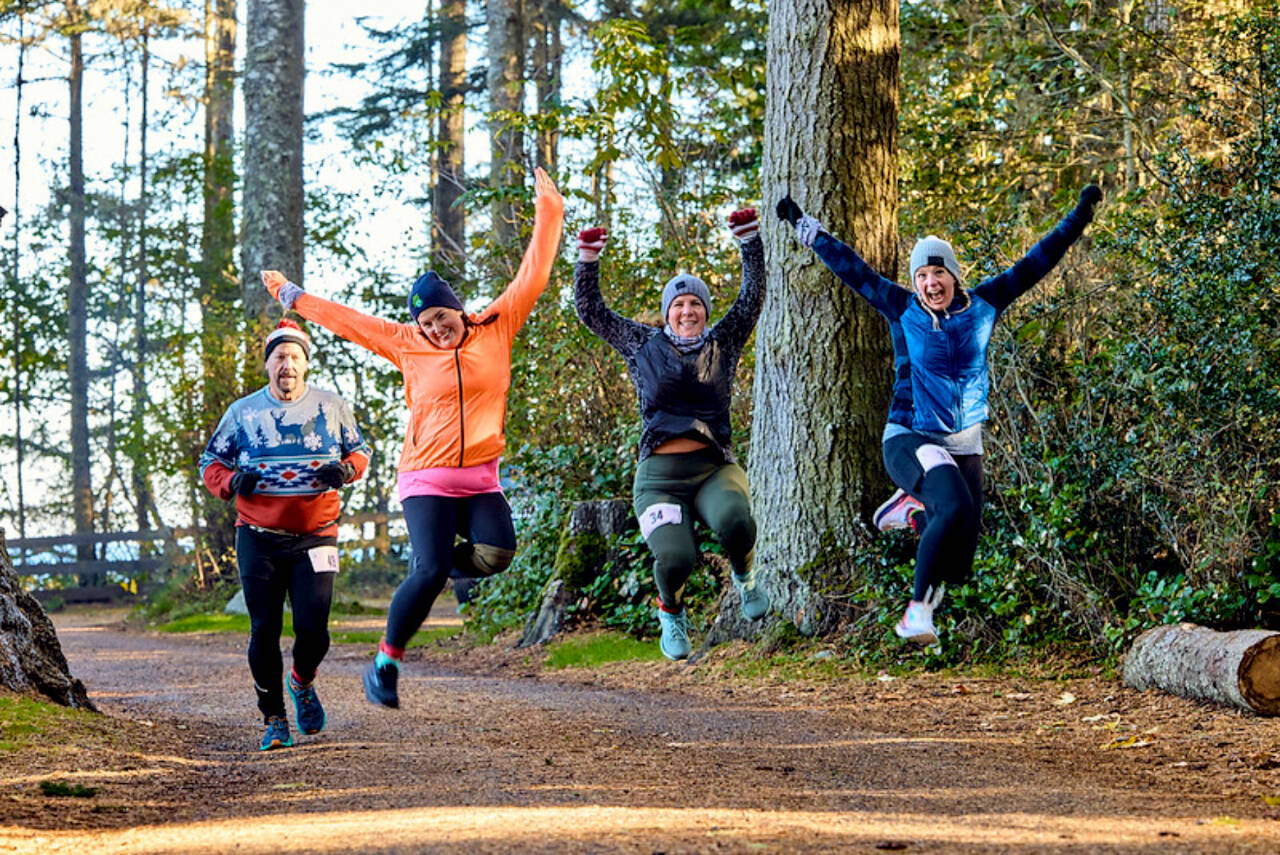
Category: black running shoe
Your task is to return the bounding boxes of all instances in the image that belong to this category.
[363,661,400,709]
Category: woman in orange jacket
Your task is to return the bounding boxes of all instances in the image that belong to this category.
[262,167,564,708]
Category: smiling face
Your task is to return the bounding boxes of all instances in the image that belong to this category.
[265,342,308,401]
[666,294,708,337]
[914,265,957,312]
[416,306,468,349]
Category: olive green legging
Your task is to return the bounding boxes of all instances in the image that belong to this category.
[632,447,756,611]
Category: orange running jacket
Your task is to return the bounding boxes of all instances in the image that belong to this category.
[291,193,563,473]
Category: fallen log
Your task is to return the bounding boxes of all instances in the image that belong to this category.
[1122,623,1280,716]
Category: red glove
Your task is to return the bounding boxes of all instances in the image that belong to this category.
[728,208,759,243]
[578,228,608,262]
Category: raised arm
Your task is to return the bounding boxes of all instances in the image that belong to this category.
[711,208,766,348]
[777,196,909,317]
[483,167,566,339]
[973,184,1102,314]
[572,228,653,358]
[262,271,415,369]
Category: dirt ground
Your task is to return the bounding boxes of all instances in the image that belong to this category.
[3,606,1280,854]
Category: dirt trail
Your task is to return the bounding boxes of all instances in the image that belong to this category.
[4,608,1280,854]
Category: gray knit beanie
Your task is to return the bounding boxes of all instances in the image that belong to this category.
[909,235,963,286]
[660,273,711,319]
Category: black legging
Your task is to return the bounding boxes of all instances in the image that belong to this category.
[882,433,984,602]
[236,527,336,721]
[385,492,517,649]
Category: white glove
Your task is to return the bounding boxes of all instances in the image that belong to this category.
[796,215,824,248]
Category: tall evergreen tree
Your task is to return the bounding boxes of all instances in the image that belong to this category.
[751,0,898,633]
[64,0,94,564]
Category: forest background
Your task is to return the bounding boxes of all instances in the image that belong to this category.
[1,0,1278,667]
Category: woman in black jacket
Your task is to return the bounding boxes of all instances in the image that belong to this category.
[574,209,768,660]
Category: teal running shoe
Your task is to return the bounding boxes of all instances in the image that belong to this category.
[288,677,326,735]
[260,715,292,751]
[656,607,691,661]
[363,661,400,709]
[732,569,770,621]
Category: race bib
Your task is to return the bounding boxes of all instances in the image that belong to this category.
[308,546,340,574]
[639,503,683,540]
[915,444,957,472]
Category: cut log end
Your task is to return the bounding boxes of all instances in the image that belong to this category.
[1240,634,1280,716]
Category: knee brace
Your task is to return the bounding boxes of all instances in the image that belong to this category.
[454,542,515,577]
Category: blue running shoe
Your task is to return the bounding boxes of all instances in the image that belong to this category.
[363,661,400,709]
[260,715,292,751]
[732,568,770,621]
[656,607,691,661]
[288,677,326,735]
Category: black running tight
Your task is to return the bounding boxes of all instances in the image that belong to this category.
[384,493,517,650]
[236,527,336,721]
[882,433,983,602]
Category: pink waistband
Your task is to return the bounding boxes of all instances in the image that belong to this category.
[398,459,503,500]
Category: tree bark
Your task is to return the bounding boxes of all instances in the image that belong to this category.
[487,0,525,251]
[10,13,28,558]
[0,530,94,710]
[132,28,155,533]
[1123,623,1280,716]
[519,499,637,647]
[432,0,466,279]
[201,0,239,560]
[67,1,95,565]
[241,0,304,321]
[531,0,561,173]
[751,0,899,634]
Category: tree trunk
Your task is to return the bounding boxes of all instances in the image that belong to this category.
[531,0,561,173]
[201,0,239,561]
[487,0,525,251]
[432,0,466,280]
[1123,623,1280,716]
[519,499,637,647]
[241,0,304,321]
[67,2,95,566]
[132,28,155,533]
[750,0,899,635]
[10,14,28,560]
[0,530,94,710]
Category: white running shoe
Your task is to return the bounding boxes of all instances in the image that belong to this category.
[894,584,944,645]
[874,488,924,532]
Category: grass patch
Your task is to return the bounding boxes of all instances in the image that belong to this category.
[332,625,463,647]
[155,613,259,635]
[545,632,664,669]
[0,695,98,753]
[40,780,98,798]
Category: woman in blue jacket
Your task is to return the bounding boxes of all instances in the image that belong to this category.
[778,186,1101,644]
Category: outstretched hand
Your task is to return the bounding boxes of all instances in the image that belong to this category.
[578,228,608,262]
[1078,184,1103,220]
[533,167,562,204]
[728,208,759,243]
[776,195,803,226]
[261,270,304,310]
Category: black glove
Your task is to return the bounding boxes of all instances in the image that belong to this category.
[314,461,355,489]
[1077,184,1102,221]
[229,470,262,498]
[776,195,803,226]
